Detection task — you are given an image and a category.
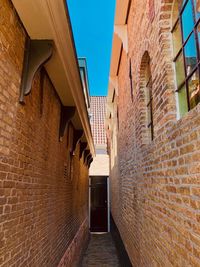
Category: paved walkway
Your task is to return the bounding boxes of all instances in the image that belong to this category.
[81,233,121,267]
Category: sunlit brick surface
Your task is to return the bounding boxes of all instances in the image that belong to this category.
[0,1,89,266]
[108,0,200,266]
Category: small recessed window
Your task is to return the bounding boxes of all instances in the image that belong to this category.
[145,65,154,141]
[172,0,200,118]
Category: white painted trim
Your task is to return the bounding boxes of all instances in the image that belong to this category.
[114,25,128,53]
[110,34,122,77]
[107,177,110,232]
[11,0,95,156]
[90,232,108,235]
[115,0,130,25]
[109,76,119,96]
[89,177,91,230]
[172,56,181,120]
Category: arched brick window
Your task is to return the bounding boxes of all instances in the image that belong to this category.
[172,0,200,117]
[139,52,154,143]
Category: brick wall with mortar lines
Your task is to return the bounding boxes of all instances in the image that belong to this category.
[0,0,89,266]
[109,0,200,266]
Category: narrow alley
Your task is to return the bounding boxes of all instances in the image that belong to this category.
[81,234,120,267]
[1,0,200,266]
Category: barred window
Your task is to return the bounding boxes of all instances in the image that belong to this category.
[172,0,200,117]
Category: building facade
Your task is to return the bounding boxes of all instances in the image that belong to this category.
[0,0,94,266]
[107,0,200,266]
[89,96,109,232]
[90,96,109,177]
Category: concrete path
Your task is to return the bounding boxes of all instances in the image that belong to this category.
[81,233,121,267]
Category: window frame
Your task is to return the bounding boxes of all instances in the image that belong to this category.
[146,76,154,141]
[172,0,200,113]
[129,58,134,101]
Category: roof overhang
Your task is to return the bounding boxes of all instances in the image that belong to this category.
[110,34,122,77]
[115,0,130,25]
[79,58,90,109]
[107,77,118,104]
[12,0,95,156]
[106,0,130,124]
[109,0,130,78]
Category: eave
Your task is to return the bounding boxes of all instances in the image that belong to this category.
[115,0,131,25]
[109,0,130,78]
[106,0,130,123]
[12,0,95,156]
[110,34,122,78]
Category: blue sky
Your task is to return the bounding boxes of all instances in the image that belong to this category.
[67,0,116,96]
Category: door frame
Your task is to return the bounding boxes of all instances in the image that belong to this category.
[89,176,110,232]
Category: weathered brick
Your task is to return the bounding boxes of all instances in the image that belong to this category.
[107,0,200,266]
[0,0,90,266]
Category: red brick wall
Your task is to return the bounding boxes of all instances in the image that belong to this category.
[58,218,89,267]
[0,1,89,266]
[109,0,200,266]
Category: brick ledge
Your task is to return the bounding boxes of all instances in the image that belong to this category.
[58,218,89,267]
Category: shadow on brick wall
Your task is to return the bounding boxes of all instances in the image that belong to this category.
[110,215,133,267]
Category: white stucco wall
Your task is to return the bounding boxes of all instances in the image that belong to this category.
[89,154,109,176]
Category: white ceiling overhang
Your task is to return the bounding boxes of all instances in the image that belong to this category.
[12,0,95,155]
[106,0,130,122]
[110,33,122,77]
[115,0,130,25]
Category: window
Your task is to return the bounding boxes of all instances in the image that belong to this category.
[172,0,200,117]
[129,58,134,100]
[117,107,119,130]
[145,63,154,141]
[140,52,154,143]
[112,90,115,103]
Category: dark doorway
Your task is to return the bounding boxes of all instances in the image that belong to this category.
[90,176,108,232]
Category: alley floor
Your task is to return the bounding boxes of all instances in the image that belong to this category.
[81,233,121,267]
